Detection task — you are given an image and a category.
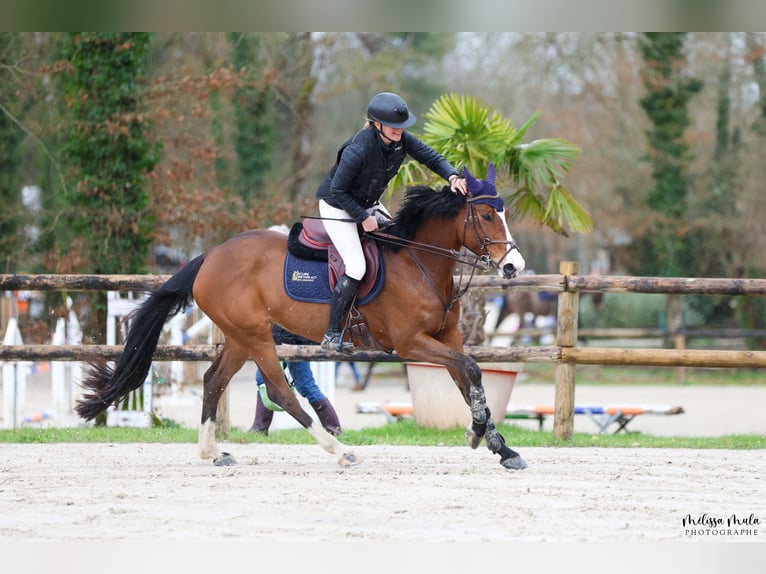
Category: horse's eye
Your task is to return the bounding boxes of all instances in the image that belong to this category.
[482,213,493,222]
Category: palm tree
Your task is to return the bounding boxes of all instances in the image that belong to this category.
[392,93,593,344]
[392,92,592,235]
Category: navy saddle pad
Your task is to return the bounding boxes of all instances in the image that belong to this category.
[283,252,385,305]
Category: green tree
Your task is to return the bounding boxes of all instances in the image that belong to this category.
[229,33,275,201]
[740,33,766,347]
[0,33,26,273]
[392,93,592,236]
[59,33,159,275]
[685,42,740,323]
[636,32,702,276]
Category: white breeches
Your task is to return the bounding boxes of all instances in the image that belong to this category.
[318,200,391,281]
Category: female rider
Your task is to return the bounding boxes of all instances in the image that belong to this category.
[316,92,467,353]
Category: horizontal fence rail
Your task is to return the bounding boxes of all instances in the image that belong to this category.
[561,347,766,368]
[0,344,562,363]
[566,275,766,295]
[4,272,766,294]
[0,274,169,292]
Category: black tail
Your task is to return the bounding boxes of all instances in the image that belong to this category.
[75,255,206,420]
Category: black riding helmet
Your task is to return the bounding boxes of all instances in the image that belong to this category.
[367,92,416,128]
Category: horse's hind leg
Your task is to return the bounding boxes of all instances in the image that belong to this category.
[253,347,361,468]
[198,343,249,463]
[260,375,361,468]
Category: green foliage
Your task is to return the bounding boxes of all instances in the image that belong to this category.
[580,292,666,329]
[0,33,26,272]
[579,291,712,330]
[229,33,275,201]
[419,93,517,174]
[59,32,160,274]
[739,293,766,350]
[391,93,592,236]
[638,33,703,276]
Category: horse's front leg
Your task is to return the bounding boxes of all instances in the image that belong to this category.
[401,333,527,470]
[401,334,492,446]
[448,358,487,449]
[444,356,527,470]
[483,419,527,470]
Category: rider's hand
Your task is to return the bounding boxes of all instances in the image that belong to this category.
[449,174,467,195]
[361,215,379,232]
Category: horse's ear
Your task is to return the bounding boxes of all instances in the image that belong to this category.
[462,166,482,195]
[487,163,496,185]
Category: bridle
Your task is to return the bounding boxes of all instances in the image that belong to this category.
[369,197,517,270]
[369,196,519,336]
[463,194,519,274]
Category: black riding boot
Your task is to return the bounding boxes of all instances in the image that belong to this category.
[321,274,361,354]
[310,397,342,436]
[248,392,274,435]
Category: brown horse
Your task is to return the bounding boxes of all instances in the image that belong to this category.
[499,289,557,325]
[76,165,528,470]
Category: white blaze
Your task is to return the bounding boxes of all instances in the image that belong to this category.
[498,210,525,276]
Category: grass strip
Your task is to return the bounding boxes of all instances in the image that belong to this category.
[1,419,763,449]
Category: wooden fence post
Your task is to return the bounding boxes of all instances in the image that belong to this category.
[554,261,579,440]
[213,323,230,437]
[666,294,686,384]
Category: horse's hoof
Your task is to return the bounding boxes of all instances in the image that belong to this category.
[465,427,482,449]
[338,451,361,467]
[213,452,237,466]
[500,454,527,470]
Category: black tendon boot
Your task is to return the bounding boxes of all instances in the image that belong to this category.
[248,392,274,435]
[311,397,342,436]
[321,274,361,354]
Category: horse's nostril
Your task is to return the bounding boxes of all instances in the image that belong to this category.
[503,263,517,279]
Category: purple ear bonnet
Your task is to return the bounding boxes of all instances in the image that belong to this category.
[462,164,505,212]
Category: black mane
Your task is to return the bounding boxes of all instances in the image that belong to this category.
[379,185,466,252]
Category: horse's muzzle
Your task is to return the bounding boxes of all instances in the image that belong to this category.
[502,263,518,279]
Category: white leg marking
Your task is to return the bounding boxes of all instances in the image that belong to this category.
[307,423,361,467]
[308,424,342,454]
[198,420,220,460]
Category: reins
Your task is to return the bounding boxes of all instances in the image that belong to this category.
[366,229,488,271]
[304,211,505,272]
[305,197,518,338]
[370,201,508,336]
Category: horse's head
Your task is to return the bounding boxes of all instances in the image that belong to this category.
[463,164,526,279]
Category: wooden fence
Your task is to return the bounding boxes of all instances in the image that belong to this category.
[2,262,766,439]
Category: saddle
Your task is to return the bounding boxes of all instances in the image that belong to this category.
[287,219,382,298]
[284,219,390,352]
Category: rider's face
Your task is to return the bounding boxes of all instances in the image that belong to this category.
[376,122,404,144]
